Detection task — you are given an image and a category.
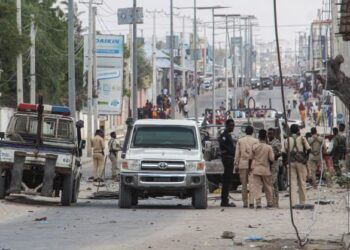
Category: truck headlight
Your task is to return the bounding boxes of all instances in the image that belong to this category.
[186,161,205,172]
[121,160,140,171]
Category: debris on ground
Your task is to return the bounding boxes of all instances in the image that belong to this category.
[315,200,335,205]
[34,217,47,221]
[88,191,119,200]
[244,235,264,241]
[221,231,235,239]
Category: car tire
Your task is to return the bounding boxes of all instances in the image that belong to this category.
[278,167,288,191]
[118,182,132,208]
[61,173,73,206]
[71,174,81,204]
[0,170,7,199]
[192,181,208,209]
[131,190,138,206]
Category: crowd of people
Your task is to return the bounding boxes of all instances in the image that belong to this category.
[219,118,347,209]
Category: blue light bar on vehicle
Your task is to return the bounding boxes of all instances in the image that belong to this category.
[51,106,71,115]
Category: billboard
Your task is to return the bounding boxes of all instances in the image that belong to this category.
[84,35,124,115]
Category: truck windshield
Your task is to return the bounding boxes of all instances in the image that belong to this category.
[132,126,197,149]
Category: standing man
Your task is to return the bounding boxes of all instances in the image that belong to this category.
[218,119,236,207]
[267,128,282,207]
[331,127,346,176]
[285,124,311,207]
[234,126,258,208]
[286,101,292,118]
[249,129,275,209]
[307,127,325,188]
[339,123,346,138]
[108,132,121,181]
[91,129,105,182]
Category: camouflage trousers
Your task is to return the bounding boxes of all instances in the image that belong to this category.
[271,162,279,208]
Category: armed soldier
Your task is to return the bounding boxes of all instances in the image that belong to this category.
[267,128,282,207]
[307,127,325,188]
[285,124,311,207]
[218,119,236,207]
[91,129,105,182]
[108,132,121,181]
[234,126,258,208]
[331,127,346,177]
[249,129,274,209]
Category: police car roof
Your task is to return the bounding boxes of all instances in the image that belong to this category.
[134,119,197,127]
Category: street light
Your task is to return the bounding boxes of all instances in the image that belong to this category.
[197,6,229,129]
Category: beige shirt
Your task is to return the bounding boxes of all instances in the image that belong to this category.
[250,141,274,176]
[285,135,311,153]
[235,135,259,169]
[92,135,105,154]
[307,135,325,161]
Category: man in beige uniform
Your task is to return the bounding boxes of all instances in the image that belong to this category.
[307,127,325,188]
[108,131,121,180]
[91,129,105,182]
[285,124,311,207]
[249,129,274,208]
[234,125,258,208]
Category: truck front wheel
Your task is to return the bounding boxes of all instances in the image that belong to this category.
[71,174,81,203]
[192,181,208,209]
[61,173,73,206]
[118,182,132,208]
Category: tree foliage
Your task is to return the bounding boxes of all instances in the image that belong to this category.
[0,0,84,108]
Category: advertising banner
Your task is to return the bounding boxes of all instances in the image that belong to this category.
[84,35,124,115]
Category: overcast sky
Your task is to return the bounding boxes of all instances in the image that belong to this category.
[77,0,324,48]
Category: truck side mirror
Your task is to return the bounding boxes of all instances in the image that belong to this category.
[80,140,86,149]
[121,152,126,159]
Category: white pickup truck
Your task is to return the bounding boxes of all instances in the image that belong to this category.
[119,119,207,209]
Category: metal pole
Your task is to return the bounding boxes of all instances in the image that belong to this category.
[194,0,198,123]
[239,19,243,90]
[225,16,228,111]
[152,11,157,105]
[233,17,237,109]
[68,0,76,118]
[181,16,186,95]
[86,0,93,157]
[92,6,98,131]
[170,0,176,119]
[212,9,216,127]
[30,14,36,104]
[132,0,138,120]
[16,0,23,104]
[249,19,253,80]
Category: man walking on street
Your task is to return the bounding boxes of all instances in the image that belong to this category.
[108,132,121,181]
[249,129,275,209]
[331,127,346,176]
[91,129,105,182]
[218,119,236,207]
[285,124,311,207]
[307,127,325,188]
[287,101,292,118]
[235,126,258,208]
[267,128,282,207]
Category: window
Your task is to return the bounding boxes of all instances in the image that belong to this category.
[57,120,73,139]
[132,126,197,149]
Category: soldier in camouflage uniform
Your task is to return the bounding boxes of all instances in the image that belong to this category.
[267,128,282,208]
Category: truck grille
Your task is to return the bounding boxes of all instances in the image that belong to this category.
[141,161,185,171]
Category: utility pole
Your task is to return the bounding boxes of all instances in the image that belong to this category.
[239,18,243,89]
[193,0,198,123]
[170,0,176,119]
[212,9,216,128]
[225,16,229,111]
[152,10,157,105]
[30,14,36,104]
[86,0,93,157]
[92,6,98,133]
[68,0,76,118]
[233,17,237,109]
[181,16,186,95]
[132,0,138,120]
[16,0,23,104]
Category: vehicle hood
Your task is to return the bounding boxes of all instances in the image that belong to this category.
[126,148,202,161]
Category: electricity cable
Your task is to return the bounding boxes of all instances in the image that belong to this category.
[273,0,304,246]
